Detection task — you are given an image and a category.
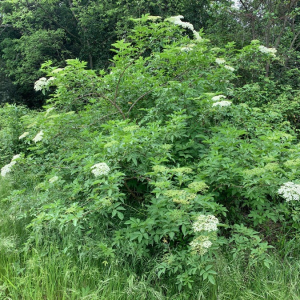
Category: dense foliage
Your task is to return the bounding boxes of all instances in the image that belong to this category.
[0,2,300,298]
[0,0,210,106]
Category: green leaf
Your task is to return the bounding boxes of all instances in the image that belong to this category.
[181,224,187,236]
[117,211,124,220]
[208,275,216,285]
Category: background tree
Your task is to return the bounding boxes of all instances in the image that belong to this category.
[205,0,300,128]
[0,0,210,107]
[207,0,300,81]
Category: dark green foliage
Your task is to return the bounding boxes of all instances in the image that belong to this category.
[0,0,210,107]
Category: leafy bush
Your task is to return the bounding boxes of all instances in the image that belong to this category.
[1,15,300,291]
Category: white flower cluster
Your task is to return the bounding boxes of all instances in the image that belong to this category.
[212,95,226,101]
[224,65,235,71]
[190,238,212,249]
[193,31,201,41]
[1,154,21,177]
[202,240,213,248]
[33,130,44,143]
[91,163,110,177]
[192,214,219,232]
[258,45,277,57]
[19,132,29,140]
[167,15,202,41]
[215,58,234,71]
[212,100,232,107]
[168,15,193,30]
[190,214,219,255]
[181,44,195,52]
[12,154,21,161]
[34,77,55,91]
[215,58,226,65]
[190,236,213,255]
[34,77,48,91]
[278,182,300,202]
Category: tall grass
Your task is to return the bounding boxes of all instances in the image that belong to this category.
[1,235,300,299]
[1,181,300,299]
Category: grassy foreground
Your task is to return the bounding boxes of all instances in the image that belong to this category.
[1,247,300,299]
[0,213,300,300]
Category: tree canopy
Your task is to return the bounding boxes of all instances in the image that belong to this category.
[0,0,210,106]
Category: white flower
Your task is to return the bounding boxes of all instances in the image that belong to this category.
[10,161,17,167]
[1,164,12,177]
[12,154,21,161]
[19,132,29,140]
[91,163,110,177]
[192,214,219,232]
[224,65,235,71]
[278,182,300,202]
[202,240,213,249]
[258,45,277,57]
[33,130,44,143]
[168,15,194,30]
[212,95,226,101]
[34,77,55,91]
[193,31,202,42]
[34,77,48,91]
[167,15,202,42]
[1,154,21,177]
[181,46,193,52]
[190,235,213,255]
[49,176,59,183]
[216,58,226,64]
[212,100,232,107]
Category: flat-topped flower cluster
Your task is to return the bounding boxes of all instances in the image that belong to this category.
[192,214,219,232]
[190,214,219,255]
[91,163,110,177]
[34,77,54,91]
[211,95,232,107]
[190,236,213,255]
[258,45,277,57]
[1,154,21,177]
[33,130,44,143]
[212,101,232,107]
[278,182,300,202]
[215,58,235,71]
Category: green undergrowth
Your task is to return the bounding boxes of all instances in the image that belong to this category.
[0,199,299,300]
[0,192,299,300]
[1,241,300,299]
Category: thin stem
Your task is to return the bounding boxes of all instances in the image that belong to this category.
[75,92,126,120]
